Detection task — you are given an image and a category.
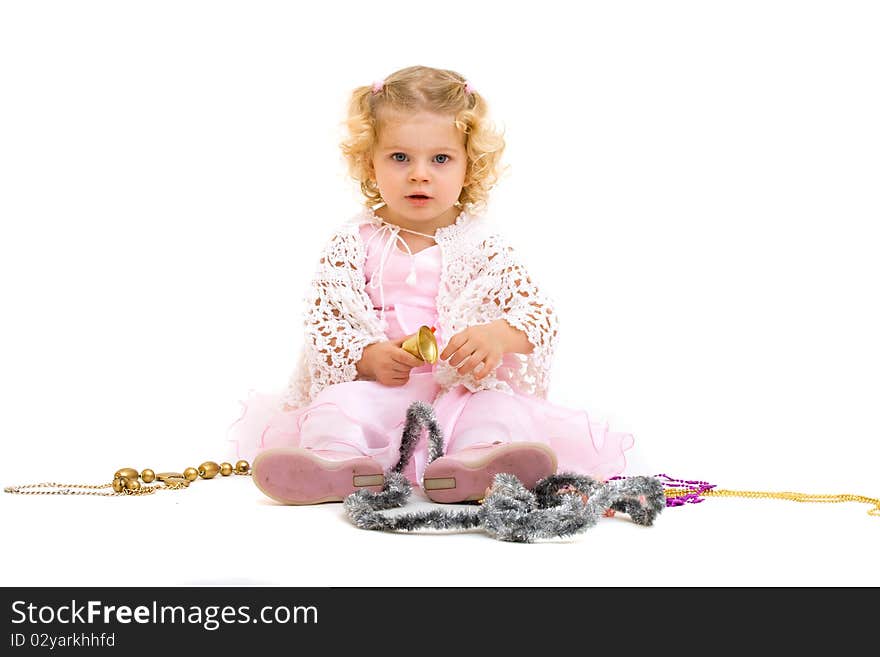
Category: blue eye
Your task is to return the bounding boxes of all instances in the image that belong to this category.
[434,154,449,164]
[391,153,407,162]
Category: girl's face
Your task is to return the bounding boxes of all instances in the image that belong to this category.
[371,111,467,232]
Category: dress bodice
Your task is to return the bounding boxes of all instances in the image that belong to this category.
[360,224,445,355]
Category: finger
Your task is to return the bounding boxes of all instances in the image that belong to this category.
[392,337,426,367]
[392,350,424,369]
[439,333,466,361]
[383,360,410,375]
[448,343,475,368]
[391,362,417,374]
[473,354,501,380]
[383,374,408,387]
[457,350,487,376]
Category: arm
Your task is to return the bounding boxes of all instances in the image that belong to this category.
[292,230,388,400]
[441,234,558,386]
[487,318,534,355]
[480,236,558,362]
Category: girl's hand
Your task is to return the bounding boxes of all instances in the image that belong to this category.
[440,322,508,381]
[357,338,425,387]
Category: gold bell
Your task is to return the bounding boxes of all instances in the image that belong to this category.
[401,325,438,364]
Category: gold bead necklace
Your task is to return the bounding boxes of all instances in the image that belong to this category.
[3,459,251,497]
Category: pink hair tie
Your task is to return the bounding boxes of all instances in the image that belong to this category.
[372,80,385,95]
[464,80,474,95]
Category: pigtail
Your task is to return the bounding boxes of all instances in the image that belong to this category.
[457,91,506,209]
[341,86,383,208]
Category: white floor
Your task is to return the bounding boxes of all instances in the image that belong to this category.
[3,451,878,588]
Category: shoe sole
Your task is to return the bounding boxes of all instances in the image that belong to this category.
[422,442,557,503]
[252,447,385,505]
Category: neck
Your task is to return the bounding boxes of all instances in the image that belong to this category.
[373,205,462,236]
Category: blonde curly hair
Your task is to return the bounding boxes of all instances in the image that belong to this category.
[340,65,506,211]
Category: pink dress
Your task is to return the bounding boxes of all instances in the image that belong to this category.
[227,223,634,485]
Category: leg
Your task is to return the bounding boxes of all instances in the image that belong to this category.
[444,389,551,452]
[423,390,557,503]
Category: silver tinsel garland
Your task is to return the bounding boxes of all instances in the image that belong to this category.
[344,401,665,542]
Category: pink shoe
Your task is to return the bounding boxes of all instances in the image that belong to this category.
[421,441,557,503]
[252,447,385,505]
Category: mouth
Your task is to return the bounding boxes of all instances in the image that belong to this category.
[406,194,432,206]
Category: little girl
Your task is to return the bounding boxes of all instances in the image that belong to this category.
[227,65,634,505]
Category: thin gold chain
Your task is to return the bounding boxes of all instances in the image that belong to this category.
[666,486,880,516]
[4,482,125,496]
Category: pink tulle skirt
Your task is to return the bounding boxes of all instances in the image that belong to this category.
[226,371,634,486]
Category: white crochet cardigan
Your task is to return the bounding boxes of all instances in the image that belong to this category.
[282,206,559,409]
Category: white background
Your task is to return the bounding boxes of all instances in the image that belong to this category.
[1,1,878,587]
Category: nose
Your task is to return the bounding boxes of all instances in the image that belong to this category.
[409,160,430,183]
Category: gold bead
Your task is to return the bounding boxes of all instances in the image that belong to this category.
[155,472,184,483]
[114,467,139,481]
[112,477,125,493]
[198,461,220,479]
[220,462,233,476]
[183,467,199,482]
[141,469,156,483]
[235,460,250,475]
[124,478,141,491]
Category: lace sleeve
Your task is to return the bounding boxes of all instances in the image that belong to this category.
[483,234,558,395]
[482,234,558,355]
[288,229,386,403]
[443,232,559,397]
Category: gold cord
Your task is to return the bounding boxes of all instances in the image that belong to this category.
[665,486,880,516]
[4,460,251,497]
